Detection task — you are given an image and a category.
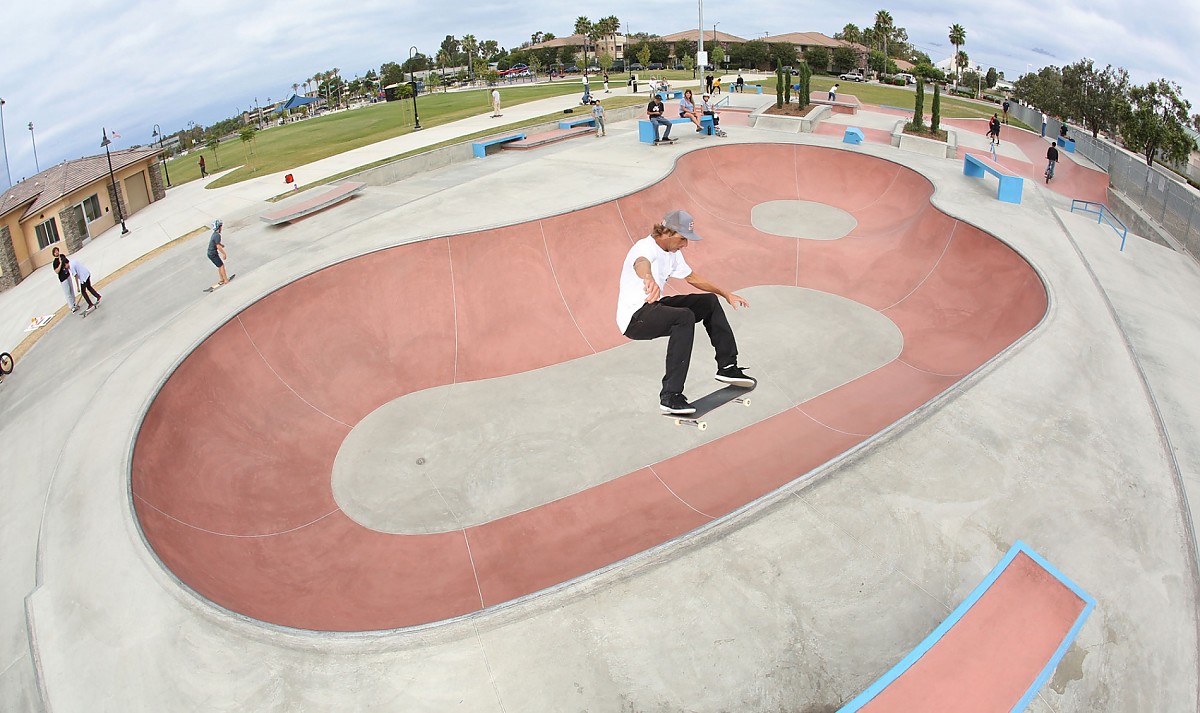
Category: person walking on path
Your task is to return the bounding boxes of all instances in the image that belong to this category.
[198,155,208,178]
[591,100,607,137]
[1002,99,1011,124]
[616,210,755,415]
[630,72,638,93]
[736,74,745,93]
[989,113,1002,145]
[603,72,610,93]
[69,257,101,312]
[51,247,78,313]
[647,94,672,142]
[705,74,714,94]
[207,219,230,289]
[1045,141,1060,182]
[491,88,502,117]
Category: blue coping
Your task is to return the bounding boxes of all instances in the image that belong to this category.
[655,90,684,100]
[559,117,596,129]
[843,127,866,145]
[964,154,1024,204]
[838,541,1095,713]
[1059,138,1076,153]
[638,116,715,143]
[472,133,526,158]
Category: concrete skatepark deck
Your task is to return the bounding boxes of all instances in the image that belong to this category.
[2,93,1198,712]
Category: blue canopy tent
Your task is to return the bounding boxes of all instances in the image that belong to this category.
[274,94,321,113]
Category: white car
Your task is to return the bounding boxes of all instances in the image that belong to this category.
[839,71,867,82]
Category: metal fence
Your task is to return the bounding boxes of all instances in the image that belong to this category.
[1007,102,1200,259]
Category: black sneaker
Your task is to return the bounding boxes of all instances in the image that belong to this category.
[715,364,756,388]
[660,393,697,415]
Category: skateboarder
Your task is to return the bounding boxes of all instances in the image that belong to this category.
[647,94,672,143]
[616,209,755,415]
[69,256,101,312]
[207,219,230,289]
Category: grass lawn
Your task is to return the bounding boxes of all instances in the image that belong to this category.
[166,80,625,189]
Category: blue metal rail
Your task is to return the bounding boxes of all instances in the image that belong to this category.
[1070,199,1129,251]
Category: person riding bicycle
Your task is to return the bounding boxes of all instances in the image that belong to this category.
[1046,142,1060,182]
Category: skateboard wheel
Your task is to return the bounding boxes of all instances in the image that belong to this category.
[674,419,683,426]
[743,398,751,407]
[697,421,708,431]
[0,352,12,375]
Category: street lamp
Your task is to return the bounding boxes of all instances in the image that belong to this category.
[151,124,172,187]
[100,128,129,235]
[28,121,39,173]
[0,98,10,190]
[409,45,423,130]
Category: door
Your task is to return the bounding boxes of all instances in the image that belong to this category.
[124,171,151,214]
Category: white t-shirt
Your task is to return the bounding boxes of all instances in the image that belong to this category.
[69,260,91,282]
[615,236,692,333]
[491,89,500,104]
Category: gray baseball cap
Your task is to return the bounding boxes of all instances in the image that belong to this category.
[662,210,702,240]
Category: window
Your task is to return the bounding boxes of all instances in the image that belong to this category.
[81,194,101,222]
[35,218,60,250]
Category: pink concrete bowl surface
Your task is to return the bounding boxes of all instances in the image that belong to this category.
[131,144,1047,632]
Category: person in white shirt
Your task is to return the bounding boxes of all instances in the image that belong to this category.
[615,209,755,415]
[491,88,501,117]
[68,256,101,310]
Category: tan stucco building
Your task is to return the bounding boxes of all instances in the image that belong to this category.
[0,147,164,290]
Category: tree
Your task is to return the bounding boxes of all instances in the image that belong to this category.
[461,35,478,79]
[986,67,998,89]
[775,61,785,108]
[1122,79,1197,166]
[205,137,220,168]
[912,76,926,129]
[804,47,830,73]
[797,62,812,109]
[440,35,460,65]
[675,40,696,62]
[1062,59,1130,138]
[574,16,593,66]
[238,126,256,170]
[682,54,695,75]
[831,46,857,74]
[380,62,405,88]
[874,10,894,66]
[402,53,430,73]
[711,44,725,68]
[599,52,614,72]
[1013,66,1065,119]
[868,49,887,76]
[955,51,970,79]
[931,82,942,132]
[531,31,543,46]
[770,42,797,67]
[637,45,651,68]
[481,40,500,61]
[730,39,770,70]
[835,23,862,44]
[948,24,966,83]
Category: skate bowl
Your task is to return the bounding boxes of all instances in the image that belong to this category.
[131,143,1047,632]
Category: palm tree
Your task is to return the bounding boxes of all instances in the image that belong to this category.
[292,83,299,98]
[874,10,894,74]
[462,34,478,80]
[955,51,970,82]
[574,16,593,67]
[948,24,966,84]
[531,31,543,46]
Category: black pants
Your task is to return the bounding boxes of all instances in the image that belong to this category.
[623,294,738,400]
[79,278,101,307]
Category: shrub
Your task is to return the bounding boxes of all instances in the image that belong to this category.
[932,82,942,132]
[913,80,925,130]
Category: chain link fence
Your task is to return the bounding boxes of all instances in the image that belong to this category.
[1007,102,1200,258]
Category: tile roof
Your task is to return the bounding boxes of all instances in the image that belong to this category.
[765,32,845,48]
[0,146,161,222]
[657,29,748,43]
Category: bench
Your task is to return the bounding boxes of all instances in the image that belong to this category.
[259,182,366,226]
[843,127,865,145]
[655,90,684,100]
[1059,137,1076,153]
[472,133,526,158]
[638,116,715,143]
[559,117,596,130]
[964,153,1024,204]
[838,541,1095,712]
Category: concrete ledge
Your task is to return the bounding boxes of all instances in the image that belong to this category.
[892,120,958,159]
[748,103,829,133]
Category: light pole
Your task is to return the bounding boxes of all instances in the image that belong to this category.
[151,124,172,187]
[696,0,706,75]
[28,121,39,173]
[100,129,129,235]
[0,98,10,190]
[409,46,422,130]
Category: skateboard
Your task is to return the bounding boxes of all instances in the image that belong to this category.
[203,274,236,293]
[653,138,677,145]
[663,382,755,430]
[81,302,98,318]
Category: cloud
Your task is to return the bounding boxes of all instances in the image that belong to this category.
[1,0,1196,183]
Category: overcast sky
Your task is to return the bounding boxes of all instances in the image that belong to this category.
[1,0,1196,188]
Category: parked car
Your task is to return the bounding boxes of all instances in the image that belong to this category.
[673,63,685,70]
[648,62,665,70]
[896,73,916,85]
[630,63,645,71]
[610,61,625,72]
[564,65,580,73]
[839,71,867,82]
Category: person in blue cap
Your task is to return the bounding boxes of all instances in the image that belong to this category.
[615,209,755,415]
